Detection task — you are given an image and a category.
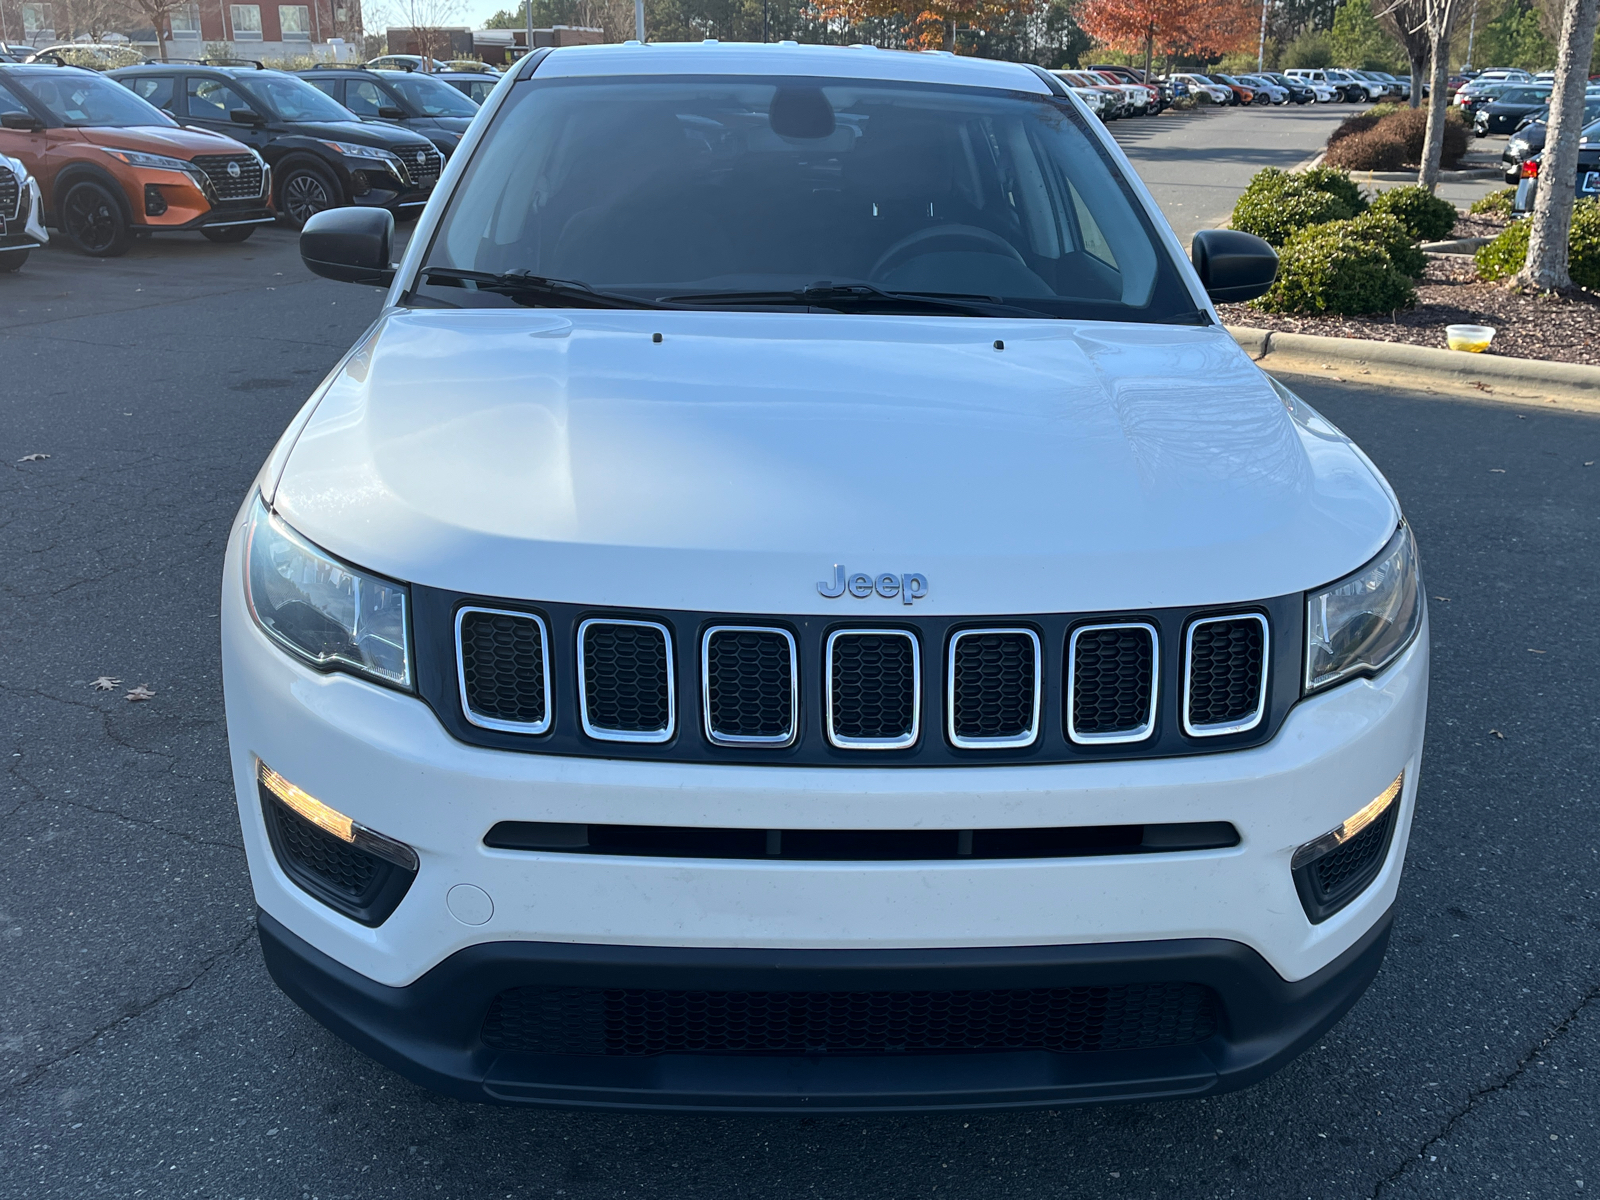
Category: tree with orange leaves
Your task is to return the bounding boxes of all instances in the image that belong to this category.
[813,0,1034,52]
[1078,0,1257,80]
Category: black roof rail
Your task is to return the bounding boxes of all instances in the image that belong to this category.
[203,57,265,68]
[298,61,374,70]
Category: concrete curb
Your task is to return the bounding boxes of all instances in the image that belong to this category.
[1420,235,1494,254]
[1358,167,1502,182]
[1226,325,1600,406]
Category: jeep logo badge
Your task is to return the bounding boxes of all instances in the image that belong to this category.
[227,161,241,178]
[817,565,928,605]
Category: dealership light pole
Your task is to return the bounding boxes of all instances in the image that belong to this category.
[635,0,645,39]
[1258,0,1269,71]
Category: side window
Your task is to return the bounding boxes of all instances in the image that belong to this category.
[129,75,176,113]
[469,80,494,104]
[346,80,384,118]
[186,77,249,121]
[306,77,339,99]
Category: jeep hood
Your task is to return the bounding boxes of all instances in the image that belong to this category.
[271,310,1398,615]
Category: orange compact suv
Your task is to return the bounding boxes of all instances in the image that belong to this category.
[0,62,273,255]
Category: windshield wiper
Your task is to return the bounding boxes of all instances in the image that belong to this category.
[421,267,668,310]
[658,282,1054,318]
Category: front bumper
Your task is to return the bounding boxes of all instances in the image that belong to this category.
[1,175,48,249]
[259,903,1395,1112]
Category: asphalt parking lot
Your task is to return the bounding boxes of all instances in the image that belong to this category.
[3,223,1598,1200]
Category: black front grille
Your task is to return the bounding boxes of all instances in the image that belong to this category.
[459,609,547,730]
[1070,624,1155,739]
[1186,616,1266,732]
[189,153,262,201]
[396,145,442,188]
[950,631,1037,744]
[1293,803,1397,923]
[829,632,917,745]
[581,621,671,737]
[0,169,18,222]
[704,628,793,743]
[481,982,1220,1057]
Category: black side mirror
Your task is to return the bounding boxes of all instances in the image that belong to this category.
[230,107,264,125]
[1,110,44,131]
[1191,228,1278,303]
[377,105,406,119]
[301,207,396,286]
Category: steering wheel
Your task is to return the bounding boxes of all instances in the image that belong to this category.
[869,224,1026,283]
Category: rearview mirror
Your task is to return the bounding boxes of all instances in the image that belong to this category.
[1,110,44,132]
[1191,229,1279,303]
[377,105,405,119]
[301,207,396,287]
[229,107,264,125]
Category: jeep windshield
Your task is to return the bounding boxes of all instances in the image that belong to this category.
[413,75,1202,322]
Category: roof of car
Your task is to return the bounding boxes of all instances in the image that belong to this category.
[533,41,1050,92]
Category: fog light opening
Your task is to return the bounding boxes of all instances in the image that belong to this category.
[257,760,417,870]
[143,184,168,217]
[348,170,372,197]
[1291,773,1404,871]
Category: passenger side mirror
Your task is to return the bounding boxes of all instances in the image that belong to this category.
[230,107,264,125]
[301,207,396,287]
[1190,229,1279,303]
[377,105,406,119]
[1,110,44,131]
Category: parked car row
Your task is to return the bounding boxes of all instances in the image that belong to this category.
[1501,103,1600,182]
[1052,68,1165,119]
[1512,120,1600,214]
[1162,68,1399,106]
[0,55,502,266]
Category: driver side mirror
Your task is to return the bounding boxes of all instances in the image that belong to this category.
[377,105,405,119]
[1191,229,1278,303]
[1,110,45,132]
[230,108,264,125]
[301,207,396,287]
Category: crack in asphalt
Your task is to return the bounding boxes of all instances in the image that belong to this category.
[1370,979,1600,1196]
[0,929,256,1099]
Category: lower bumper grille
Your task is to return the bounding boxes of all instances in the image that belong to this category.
[0,170,18,223]
[1293,802,1397,923]
[259,782,415,926]
[482,981,1220,1057]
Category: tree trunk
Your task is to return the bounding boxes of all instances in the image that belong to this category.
[1143,28,1153,84]
[1416,35,1451,190]
[944,18,955,51]
[1408,51,1425,107]
[1518,0,1600,289]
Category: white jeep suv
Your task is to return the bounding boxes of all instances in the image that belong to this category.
[225,42,1428,1113]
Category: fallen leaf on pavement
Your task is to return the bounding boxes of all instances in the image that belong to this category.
[1471,381,1493,392]
[125,684,156,702]
[1586,461,1594,467]
[90,676,121,691]
[1489,729,1505,739]
[1490,468,1506,473]
[1527,648,1545,654]
[17,453,50,462]
[1432,596,1451,602]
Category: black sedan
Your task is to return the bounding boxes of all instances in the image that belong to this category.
[1513,135,1600,214]
[1260,71,1315,104]
[1475,85,1554,135]
[1502,108,1600,183]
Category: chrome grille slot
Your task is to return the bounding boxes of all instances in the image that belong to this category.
[1183,614,1269,736]
[1067,623,1157,744]
[457,607,550,734]
[702,627,796,746]
[396,145,442,187]
[826,629,920,749]
[948,629,1039,748]
[0,169,19,222]
[189,153,263,201]
[579,619,674,743]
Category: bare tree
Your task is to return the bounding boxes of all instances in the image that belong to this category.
[120,0,189,58]
[375,0,464,67]
[1413,0,1462,191]
[1517,0,1600,289]
[1373,0,1428,108]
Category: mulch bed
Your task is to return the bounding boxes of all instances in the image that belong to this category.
[1216,212,1600,367]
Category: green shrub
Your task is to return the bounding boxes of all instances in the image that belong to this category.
[1253,218,1418,315]
[1364,103,1403,122]
[1231,167,1362,246]
[1345,210,1428,278]
[1301,165,1369,216]
[1322,105,1468,170]
[1470,188,1516,216]
[1475,199,1600,289]
[1369,184,1458,241]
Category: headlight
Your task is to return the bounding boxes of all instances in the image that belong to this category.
[99,147,204,180]
[319,140,402,165]
[1305,523,1424,693]
[244,497,411,688]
